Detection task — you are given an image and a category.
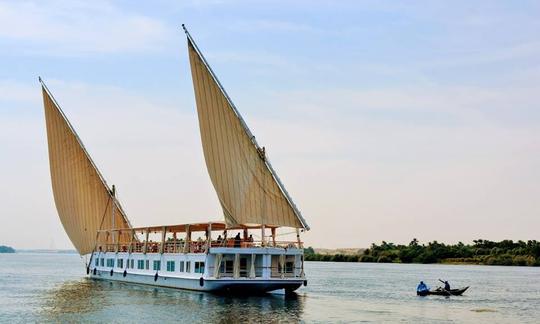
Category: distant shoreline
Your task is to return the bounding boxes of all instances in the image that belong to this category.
[0,245,16,253]
[305,239,540,267]
[15,249,78,254]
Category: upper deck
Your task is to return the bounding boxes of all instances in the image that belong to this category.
[95,221,304,255]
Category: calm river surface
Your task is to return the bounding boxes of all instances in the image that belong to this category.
[0,252,539,323]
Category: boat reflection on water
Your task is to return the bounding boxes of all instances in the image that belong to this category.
[40,279,305,322]
[39,279,105,321]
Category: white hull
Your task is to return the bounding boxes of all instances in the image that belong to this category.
[89,247,306,293]
[90,270,304,293]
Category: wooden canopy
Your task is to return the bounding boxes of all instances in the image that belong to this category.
[98,221,280,233]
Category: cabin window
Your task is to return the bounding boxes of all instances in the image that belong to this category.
[145,260,150,270]
[95,258,99,267]
[100,258,104,267]
[285,261,294,273]
[117,259,124,269]
[179,261,185,272]
[107,258,115,267]
[221,260,234,275]
[166,261,175,272]
[137,260,145,269]
[186,261,191,273]
[240,257,248,277]
[195,262,205,274]
[130,259,134,269]
[153,260,161,271]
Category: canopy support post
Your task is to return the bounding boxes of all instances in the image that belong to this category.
[115,230,120,253]
[183,225,190,253]
[129,229,134,253]
[104,231,110,253]
[143,229,149,254]
[261,225,266,247]
[173,232,177,253]
[206,223,212,254]
[160,226,166,254]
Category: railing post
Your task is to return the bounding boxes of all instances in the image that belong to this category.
[296,228,301,248]
[271,228,276,247]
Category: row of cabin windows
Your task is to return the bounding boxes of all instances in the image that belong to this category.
[96,257,204,274]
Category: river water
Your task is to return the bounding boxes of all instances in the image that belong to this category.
[0,252,538,323]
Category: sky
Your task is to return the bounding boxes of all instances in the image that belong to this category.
[1,0,539,250]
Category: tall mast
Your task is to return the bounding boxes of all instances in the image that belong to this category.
[111,184,116,244]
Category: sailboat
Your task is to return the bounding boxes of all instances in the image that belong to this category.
[40,25,310,293]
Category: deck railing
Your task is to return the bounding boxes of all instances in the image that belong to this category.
[97,239,303,254]
[209,240,302,249]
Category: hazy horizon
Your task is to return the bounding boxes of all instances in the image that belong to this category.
[1,1,539,250]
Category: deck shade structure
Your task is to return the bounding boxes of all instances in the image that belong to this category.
[185,27,309,230]
[41,81,133,255]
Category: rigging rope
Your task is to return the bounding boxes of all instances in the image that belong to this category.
[85,195,112,269]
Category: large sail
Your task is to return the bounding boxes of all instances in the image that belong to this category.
[184,27,309,230]
[41,80,133,255]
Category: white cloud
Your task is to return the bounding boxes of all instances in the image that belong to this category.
[0,0,171,55]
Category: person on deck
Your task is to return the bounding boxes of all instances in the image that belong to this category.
[216,235,223,246]
[417,281,428,293]
[234,233,241,248]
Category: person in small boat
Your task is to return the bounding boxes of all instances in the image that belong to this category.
[417,281,429,293]
[234,233,241,248]
[438,279,451,291]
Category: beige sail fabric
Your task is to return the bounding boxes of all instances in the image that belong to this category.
[42,87,132,255]
[187,40,303,229]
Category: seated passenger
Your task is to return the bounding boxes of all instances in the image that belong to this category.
[234,233,241,248]
[417,281,428,293]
